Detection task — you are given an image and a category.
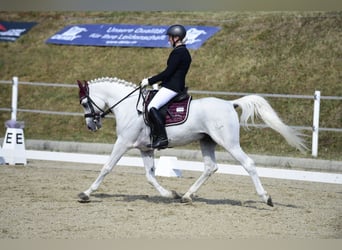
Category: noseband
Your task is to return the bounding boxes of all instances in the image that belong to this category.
[82,96,104,121]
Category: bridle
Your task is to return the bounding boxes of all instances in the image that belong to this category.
[77,80,142,123]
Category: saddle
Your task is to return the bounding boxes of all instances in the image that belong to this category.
[143,89,192,127]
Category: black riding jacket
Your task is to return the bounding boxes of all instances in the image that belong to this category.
[148,44,192,93]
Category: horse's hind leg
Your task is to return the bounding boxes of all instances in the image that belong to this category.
[227,145,273,206]
[182,136,218,203]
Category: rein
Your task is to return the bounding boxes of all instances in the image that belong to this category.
[101,85,141,118]
[87,85,141,119]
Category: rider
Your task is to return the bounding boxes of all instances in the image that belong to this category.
[141,24,192,149]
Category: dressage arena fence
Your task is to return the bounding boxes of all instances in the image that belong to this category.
[0,78,342,157]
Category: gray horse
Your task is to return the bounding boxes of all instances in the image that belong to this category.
[77,77,307,206]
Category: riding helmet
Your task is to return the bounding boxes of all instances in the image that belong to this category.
[166,24,187,40]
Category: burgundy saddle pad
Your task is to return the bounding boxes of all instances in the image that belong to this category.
[144,90,192,127]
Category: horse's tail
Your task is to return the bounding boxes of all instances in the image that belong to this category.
[232,95,308,153]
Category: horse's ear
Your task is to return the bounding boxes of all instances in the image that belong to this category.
[77,80,83,89]
[83,80,89,93]
[77,80,88,101]
[83,80,89,89]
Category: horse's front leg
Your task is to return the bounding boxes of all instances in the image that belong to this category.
[140,150,180,199]
[78,139,129,201]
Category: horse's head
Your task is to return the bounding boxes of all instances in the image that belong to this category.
[77,80,105,131]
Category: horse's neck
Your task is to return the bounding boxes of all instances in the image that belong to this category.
[105,83,141,132]
[91,80,140,121]
[90,79,137,104]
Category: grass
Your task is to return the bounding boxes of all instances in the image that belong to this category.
[0,11,341,160]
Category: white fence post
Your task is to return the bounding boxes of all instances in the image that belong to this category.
[2,76,27,165]
[11,76,19,121]
[312,90,321,157]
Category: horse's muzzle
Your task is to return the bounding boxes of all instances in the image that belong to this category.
[86,118,102,131]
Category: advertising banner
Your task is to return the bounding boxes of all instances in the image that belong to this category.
[46,24,221,49]
[0,21,37,42]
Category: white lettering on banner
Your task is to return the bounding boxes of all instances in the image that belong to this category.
[107,27,134,33]
[106,41,137,45]
[89,33,102,38]
[118,34,166,40]
[134,28,165,34]
[101,34,119,39]
[0,29,26,37]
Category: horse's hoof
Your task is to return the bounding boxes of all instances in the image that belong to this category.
[171,190,181,199]
[78,199,91,203]
[267,196,274,207]
[78,192,89,201]
[180,196,192,204]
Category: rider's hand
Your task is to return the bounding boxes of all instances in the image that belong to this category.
[152,83,159,90]
[141,78,149,88]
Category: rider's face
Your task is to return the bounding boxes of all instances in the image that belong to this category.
[168,35,180,46]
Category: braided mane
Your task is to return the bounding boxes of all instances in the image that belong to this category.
[88,77,138,88]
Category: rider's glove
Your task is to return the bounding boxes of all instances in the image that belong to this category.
[141,78,149,88]
[152,83,159,90]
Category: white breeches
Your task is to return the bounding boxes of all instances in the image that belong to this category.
[148,87,178,111]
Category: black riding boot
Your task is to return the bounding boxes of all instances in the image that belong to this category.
[147,107,168,149]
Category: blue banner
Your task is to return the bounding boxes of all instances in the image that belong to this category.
[45,24,221,49]
[0,21,37,42]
